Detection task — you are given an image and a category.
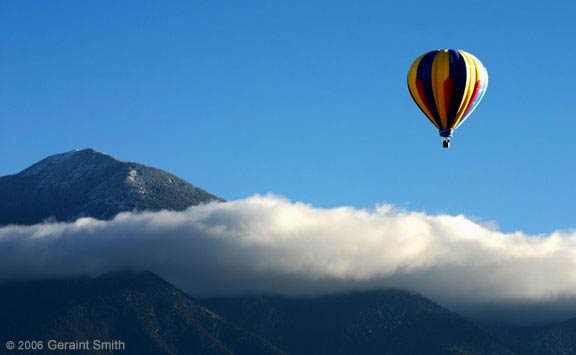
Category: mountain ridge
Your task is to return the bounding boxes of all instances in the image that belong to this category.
[0,148,223,226]
[201,291,518,355]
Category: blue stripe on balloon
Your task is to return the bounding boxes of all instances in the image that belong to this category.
[446,50,468,129]
[416,51,442,128]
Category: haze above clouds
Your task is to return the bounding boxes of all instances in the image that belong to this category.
[2,194,575,322]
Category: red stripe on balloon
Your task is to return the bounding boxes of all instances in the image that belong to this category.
[416,78,433,115]
[462,80,481,117]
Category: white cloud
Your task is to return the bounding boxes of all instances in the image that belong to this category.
[1,194,576,321]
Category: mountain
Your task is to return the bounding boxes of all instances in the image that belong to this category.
[3,269,576,355]
[201,291,517,355]
[0,272,525,355]
[0,271,284,355]
[0,149,222,225]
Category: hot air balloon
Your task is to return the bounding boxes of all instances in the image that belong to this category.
[407,49,488,148]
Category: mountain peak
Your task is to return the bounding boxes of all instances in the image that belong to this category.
[19,148,120,177]
[0,149,222,225]
[70,148,119,160]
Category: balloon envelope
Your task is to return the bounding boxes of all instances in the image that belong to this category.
[407,49,488,139]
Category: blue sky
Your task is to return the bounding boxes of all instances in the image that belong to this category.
[1,0,574,234]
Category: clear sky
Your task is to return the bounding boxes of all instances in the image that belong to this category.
[1,0,574,234]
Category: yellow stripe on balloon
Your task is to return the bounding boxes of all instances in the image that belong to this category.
[441,51,452,125]
[433,50,450,128]
[452,52,481,129]
[453,50,477,127]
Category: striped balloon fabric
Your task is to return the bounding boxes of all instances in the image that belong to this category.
[407,49,488,147]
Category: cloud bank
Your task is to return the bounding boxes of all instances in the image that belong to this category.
[1,194,576,321]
